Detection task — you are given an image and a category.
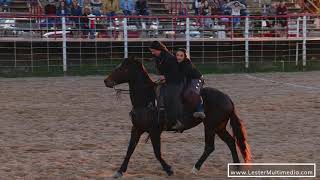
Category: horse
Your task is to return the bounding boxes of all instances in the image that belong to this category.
[104,56,251,178]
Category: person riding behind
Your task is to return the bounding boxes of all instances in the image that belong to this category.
[149,41,184,131]
[176,48,206,119]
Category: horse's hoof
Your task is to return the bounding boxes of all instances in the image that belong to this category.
[191,166,199,175]
[166,167,174,176]
[112,171,123,178]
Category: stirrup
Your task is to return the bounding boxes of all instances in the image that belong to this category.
[172,120,184,133]
[193,111,206,119]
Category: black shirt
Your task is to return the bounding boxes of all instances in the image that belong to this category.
[135,1,148,12]
[179,59,202,81]
[154,51,184,84]
[80,13,90,27]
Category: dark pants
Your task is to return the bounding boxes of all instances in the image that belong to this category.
[278,18,287,27]
[136,9,149,16]
[163,83,183,125]
[81,25,95,39]
[123,10,132,16]
[106,12,117,17]
[182,79,204,112]
[194,8,199,15]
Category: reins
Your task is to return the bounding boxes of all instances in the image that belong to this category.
[112,79,164,97]
[113,86,130,95]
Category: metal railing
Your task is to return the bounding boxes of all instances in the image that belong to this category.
[0,14,319,74]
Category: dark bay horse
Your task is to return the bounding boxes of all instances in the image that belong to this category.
[104,56,251,178]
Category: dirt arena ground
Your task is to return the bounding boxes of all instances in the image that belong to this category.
[0,72,319,179]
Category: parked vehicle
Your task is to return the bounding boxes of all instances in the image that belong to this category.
[0,18,39,37]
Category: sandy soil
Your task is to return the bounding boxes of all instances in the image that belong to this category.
[0,72,319,179]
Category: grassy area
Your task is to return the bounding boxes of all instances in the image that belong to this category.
[1,60,320,77]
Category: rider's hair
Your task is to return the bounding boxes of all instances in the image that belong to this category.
[177,48,190,61]
[149,41,169,52]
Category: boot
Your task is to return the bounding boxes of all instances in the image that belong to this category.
[171,120,184,133]
[193,103,206,119]
[193,111,206,119]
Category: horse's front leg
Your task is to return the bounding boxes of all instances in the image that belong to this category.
[149,128,174,176]
[113,126,143,178]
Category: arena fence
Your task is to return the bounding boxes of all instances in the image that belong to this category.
[0,14,320,75]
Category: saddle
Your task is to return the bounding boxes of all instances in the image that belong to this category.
[155,79,204,111]
[154,79,204,130]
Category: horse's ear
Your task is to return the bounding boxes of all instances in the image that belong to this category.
[129,56,143,65]
[135,58,143,64]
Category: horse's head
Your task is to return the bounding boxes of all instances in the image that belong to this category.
[104,56,143,88]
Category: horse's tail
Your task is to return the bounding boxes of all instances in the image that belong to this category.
[230,107,252,163]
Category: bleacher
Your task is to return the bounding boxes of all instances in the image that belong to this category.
[0,0,319,40]
[1,0,316,16]
[149,0,171,15]
[0,0,319,74]
[301,0,320,14]
[1,0,29,13]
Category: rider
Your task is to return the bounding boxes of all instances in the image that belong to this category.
[176,48,206,119]
[149,41,184,131]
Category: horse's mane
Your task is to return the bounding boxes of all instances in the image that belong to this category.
[139,61,156,86]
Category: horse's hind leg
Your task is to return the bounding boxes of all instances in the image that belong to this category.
[150,130,174,176]
[192,125,216,174]
[217,129,240,163]
[113,126,143,178]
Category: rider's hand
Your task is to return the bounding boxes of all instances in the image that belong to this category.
[159,75,165,81]
[159,75,166,83]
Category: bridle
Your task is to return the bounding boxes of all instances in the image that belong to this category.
[113,86,130,96]
[111,79,164,98]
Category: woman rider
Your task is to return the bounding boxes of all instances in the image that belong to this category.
[149,41,184,131]
[176,48,205,119]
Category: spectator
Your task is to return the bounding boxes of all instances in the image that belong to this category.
[120,0,134,16]
[90,0,102,16]
[221,0,231,15]
[29,0,42,14]
[0,0,3,11]
[103,0,120,17]
[44,0,56,15]
[193,0,201,15]
[40,0,59,7]
[71,0,82,16]
[57,0,70,16]
[71,0,82,27]
[63,0,72,7]
[268,2,278,16]
[200,0,212,28]
[221,0,246,27]
[178,8,187,16]
[135,0,149,16]
[220,0,231,24]
[277,1,288,27]
[74,0,83,7]
[43,1,56,28]
[239,2,248,16]
[230,1,247,27]
[208,0,220,11]
[81,6,95,38]
[238,0,247,6]
[208,0,222,15]
[78,0,83,8]
[200,0,210,15]
[0,0,11,12]
[267,1,278,27]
